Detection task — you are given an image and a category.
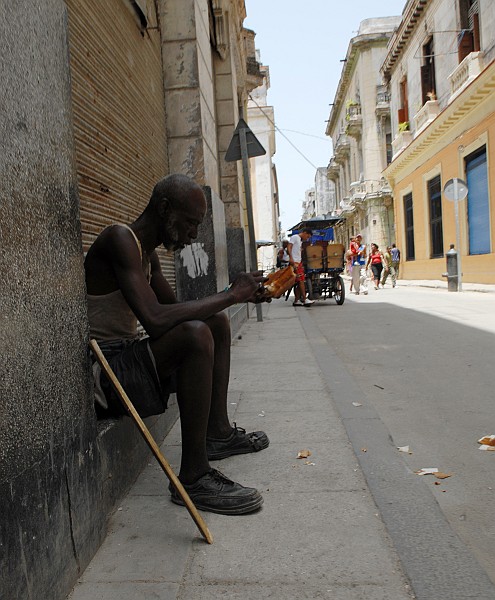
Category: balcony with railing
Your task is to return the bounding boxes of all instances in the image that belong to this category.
[345,104,362,139]
[327,157,340,181]
[350,181,366,203]
[448,51,484,102]
[413,99,440,134]
[339,197,353,212]
[375,88,390,118]
[392,126,413,159]
[334,133,350,164]
[350,178,392,204]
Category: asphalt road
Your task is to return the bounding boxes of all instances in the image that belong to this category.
[298,283,495,592]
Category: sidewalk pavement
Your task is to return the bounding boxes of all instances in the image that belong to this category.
[68,298,414,600]
[393,278,495,293]
[343,274,495,294]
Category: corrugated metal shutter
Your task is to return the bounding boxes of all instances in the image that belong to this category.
[66,0,175,285]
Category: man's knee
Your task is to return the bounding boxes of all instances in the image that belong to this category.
[151,320,214,365]
[206,311,231,342]
[180,320,215,355]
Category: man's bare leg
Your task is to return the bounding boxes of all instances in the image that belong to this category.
[202,312,270,460]
[149,320,214,483]
[203,312,232,439]
[149,320,264,515]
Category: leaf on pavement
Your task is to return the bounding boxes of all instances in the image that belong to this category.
[297,449,312,459]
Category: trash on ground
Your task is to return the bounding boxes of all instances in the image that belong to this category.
[297,449,312,459]
[361,448,367,452]
[397,445,411,453]
[415,468,439,475]
[374,384,385,390]
[352,402,362,407]
[434,472,452,479]
[304,461,316,466]
[415,468,452,479]
[478,435,495,450]
[258,410,265,417]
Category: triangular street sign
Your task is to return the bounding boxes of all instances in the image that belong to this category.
[224,118,266,162]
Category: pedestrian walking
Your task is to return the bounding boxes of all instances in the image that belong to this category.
[350,234,368,295]
[288,228,315,306]
[366,243,384,290]
[390,243,401,286]
[276,240,290,268]
[380,246,392,287]
[346,237,355,293]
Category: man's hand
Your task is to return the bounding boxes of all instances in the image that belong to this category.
[229,271,269,304]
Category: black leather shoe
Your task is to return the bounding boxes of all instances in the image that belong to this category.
[170,469,263,515]
[206,424,269,460]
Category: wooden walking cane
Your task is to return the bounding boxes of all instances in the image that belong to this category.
[89,339,213,545]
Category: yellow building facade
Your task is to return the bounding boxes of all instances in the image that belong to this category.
[382,0,495,284]
[385,60,495,283]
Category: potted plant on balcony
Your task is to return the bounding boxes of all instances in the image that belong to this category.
[392,121,413,157]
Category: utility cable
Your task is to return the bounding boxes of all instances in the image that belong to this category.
[248,93,323,170]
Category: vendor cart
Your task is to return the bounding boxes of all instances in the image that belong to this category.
[304,242,345,304]
[288,215,346,305]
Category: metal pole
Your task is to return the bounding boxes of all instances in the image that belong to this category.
[239,125,263,322]
[453,179,463,292]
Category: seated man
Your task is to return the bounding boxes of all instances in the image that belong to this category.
[85,173,269,515]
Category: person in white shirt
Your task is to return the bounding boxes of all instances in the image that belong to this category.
[288,228,314,306]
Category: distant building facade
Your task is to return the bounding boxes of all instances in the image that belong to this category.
[326,17,401,248]
[248,53,279,272]
[301,168,336,220]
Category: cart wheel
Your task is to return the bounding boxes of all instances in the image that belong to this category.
[334,275,345,305]
[306,278,314,300]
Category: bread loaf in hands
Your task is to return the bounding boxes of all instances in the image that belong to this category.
[263,265,296,298]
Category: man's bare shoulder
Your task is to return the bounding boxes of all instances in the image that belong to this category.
[85,225,141,293]
[87,225,139,260]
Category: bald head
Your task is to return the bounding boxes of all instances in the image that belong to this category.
[146,174,207,251]
[148,173,205,214]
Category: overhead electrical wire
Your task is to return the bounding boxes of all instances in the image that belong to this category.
[248,93,326,170]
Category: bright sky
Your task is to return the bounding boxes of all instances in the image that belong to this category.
[244,0,406,234]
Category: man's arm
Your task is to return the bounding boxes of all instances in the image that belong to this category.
[102,229,264,340]
[149,252,178,304]
[287,242,294,265]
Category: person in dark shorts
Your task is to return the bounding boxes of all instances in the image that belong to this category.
[366,243,385,290]
[85,174,270,515]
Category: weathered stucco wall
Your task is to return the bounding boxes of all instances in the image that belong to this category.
[0,2,177,598]
[0,2,102,597]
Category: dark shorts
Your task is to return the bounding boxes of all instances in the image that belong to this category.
[93,338,174,419]
[371,263,383,279]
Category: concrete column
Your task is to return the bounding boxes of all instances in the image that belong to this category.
[157,0,220,191]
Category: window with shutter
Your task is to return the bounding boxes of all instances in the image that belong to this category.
[428,175,443,258]
[421,38,436,105]
[403,192,415,261]
[465,146,490,255]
